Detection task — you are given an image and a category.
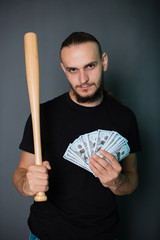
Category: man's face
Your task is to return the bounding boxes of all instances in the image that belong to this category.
[60,42,108,105]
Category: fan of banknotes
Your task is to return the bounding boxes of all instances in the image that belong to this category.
[63,129,130,176]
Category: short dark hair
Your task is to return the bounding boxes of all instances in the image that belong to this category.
[60,32,102,57]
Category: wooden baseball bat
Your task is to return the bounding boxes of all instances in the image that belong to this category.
[24,32,47,202]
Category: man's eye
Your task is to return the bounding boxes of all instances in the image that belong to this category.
[69,68,77,73]
[87,64,95,69]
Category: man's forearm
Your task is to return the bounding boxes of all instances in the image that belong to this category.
[109,172,138,196]
[13,168,31,197]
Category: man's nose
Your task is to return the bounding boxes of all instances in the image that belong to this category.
[79,70,89,84]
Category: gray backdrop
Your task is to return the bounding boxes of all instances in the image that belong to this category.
[0,0,159,239]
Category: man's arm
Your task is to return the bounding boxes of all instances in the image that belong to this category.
[89,150,138,196]
[13,151,51,197]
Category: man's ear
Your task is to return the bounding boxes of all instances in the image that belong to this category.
[102,52,108,72]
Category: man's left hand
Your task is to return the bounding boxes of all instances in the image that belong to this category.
[89,149,123,190]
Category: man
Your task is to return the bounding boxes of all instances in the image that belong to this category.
[13,32,141,240]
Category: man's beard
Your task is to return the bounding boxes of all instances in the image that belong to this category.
[70,76,104,104]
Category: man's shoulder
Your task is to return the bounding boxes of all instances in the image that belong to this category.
[41,92,68,108]
[105,94,136,119]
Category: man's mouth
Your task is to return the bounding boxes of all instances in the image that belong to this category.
[80,86,90,90]
[78,84,94,90]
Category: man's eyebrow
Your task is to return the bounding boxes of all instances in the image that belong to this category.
[65,61,98,70]
[66,66,77,71]
[84,61,98,68]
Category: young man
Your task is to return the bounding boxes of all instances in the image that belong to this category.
[13,32,141,240]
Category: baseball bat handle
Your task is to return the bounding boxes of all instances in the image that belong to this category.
[24,32,47,202]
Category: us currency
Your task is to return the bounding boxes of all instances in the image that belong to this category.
[70,137,89,164]
[63,130,130,176]
[64,144,83,162]
[63,144,96,175]
[101,131,119,151]
[87,130,98,156]
[80,134,90,159]
[94,129,112,153]
[108,142,130,161]
[65,153,92,173]
[104,134,127,152]
[82,131,98,157]
[63,144,90,170]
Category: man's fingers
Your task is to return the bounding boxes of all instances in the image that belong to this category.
[43,161,51,170]
[99,150,122,173]
[90,153,112,169]
[89,157,105,172]
[89,161,101,178]
[27,161,51,186]
[28,184,49,194]
[98,150,119,166]
[89,151,122,177]
[26,173,49,185]
[27,171,49,180]
[99,150,114,160]
[28,161,51,173]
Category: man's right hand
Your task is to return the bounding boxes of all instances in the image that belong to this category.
[13,151,51,197]
[23,161,51,196]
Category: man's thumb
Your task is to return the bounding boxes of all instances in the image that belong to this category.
[43,161,51,170]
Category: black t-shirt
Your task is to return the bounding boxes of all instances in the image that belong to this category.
[19,92,141,240]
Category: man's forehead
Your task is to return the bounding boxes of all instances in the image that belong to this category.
[61,42,101,67]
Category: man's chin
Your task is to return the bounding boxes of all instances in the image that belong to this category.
[70,80,104,104]
[75,90,102,104]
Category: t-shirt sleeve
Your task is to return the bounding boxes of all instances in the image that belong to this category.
[19,114,34,154]
[127,111,142,153]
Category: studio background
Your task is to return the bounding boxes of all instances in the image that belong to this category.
[0,0,159,239]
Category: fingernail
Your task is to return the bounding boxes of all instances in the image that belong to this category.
[47,164,51,169]
[99,149,104,153]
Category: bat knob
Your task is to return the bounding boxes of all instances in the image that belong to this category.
[34,192,47,202]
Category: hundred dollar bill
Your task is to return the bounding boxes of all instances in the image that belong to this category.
[80,134,90,158]
[108,142,130,161]
[104,134,127,151]
[63,145,96,175]
[70,137,89,164]
[63,144,89,169]
[64,144,83,162]
[87,130,97,156]
[101,131,119,151]
[94,129,113,153]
